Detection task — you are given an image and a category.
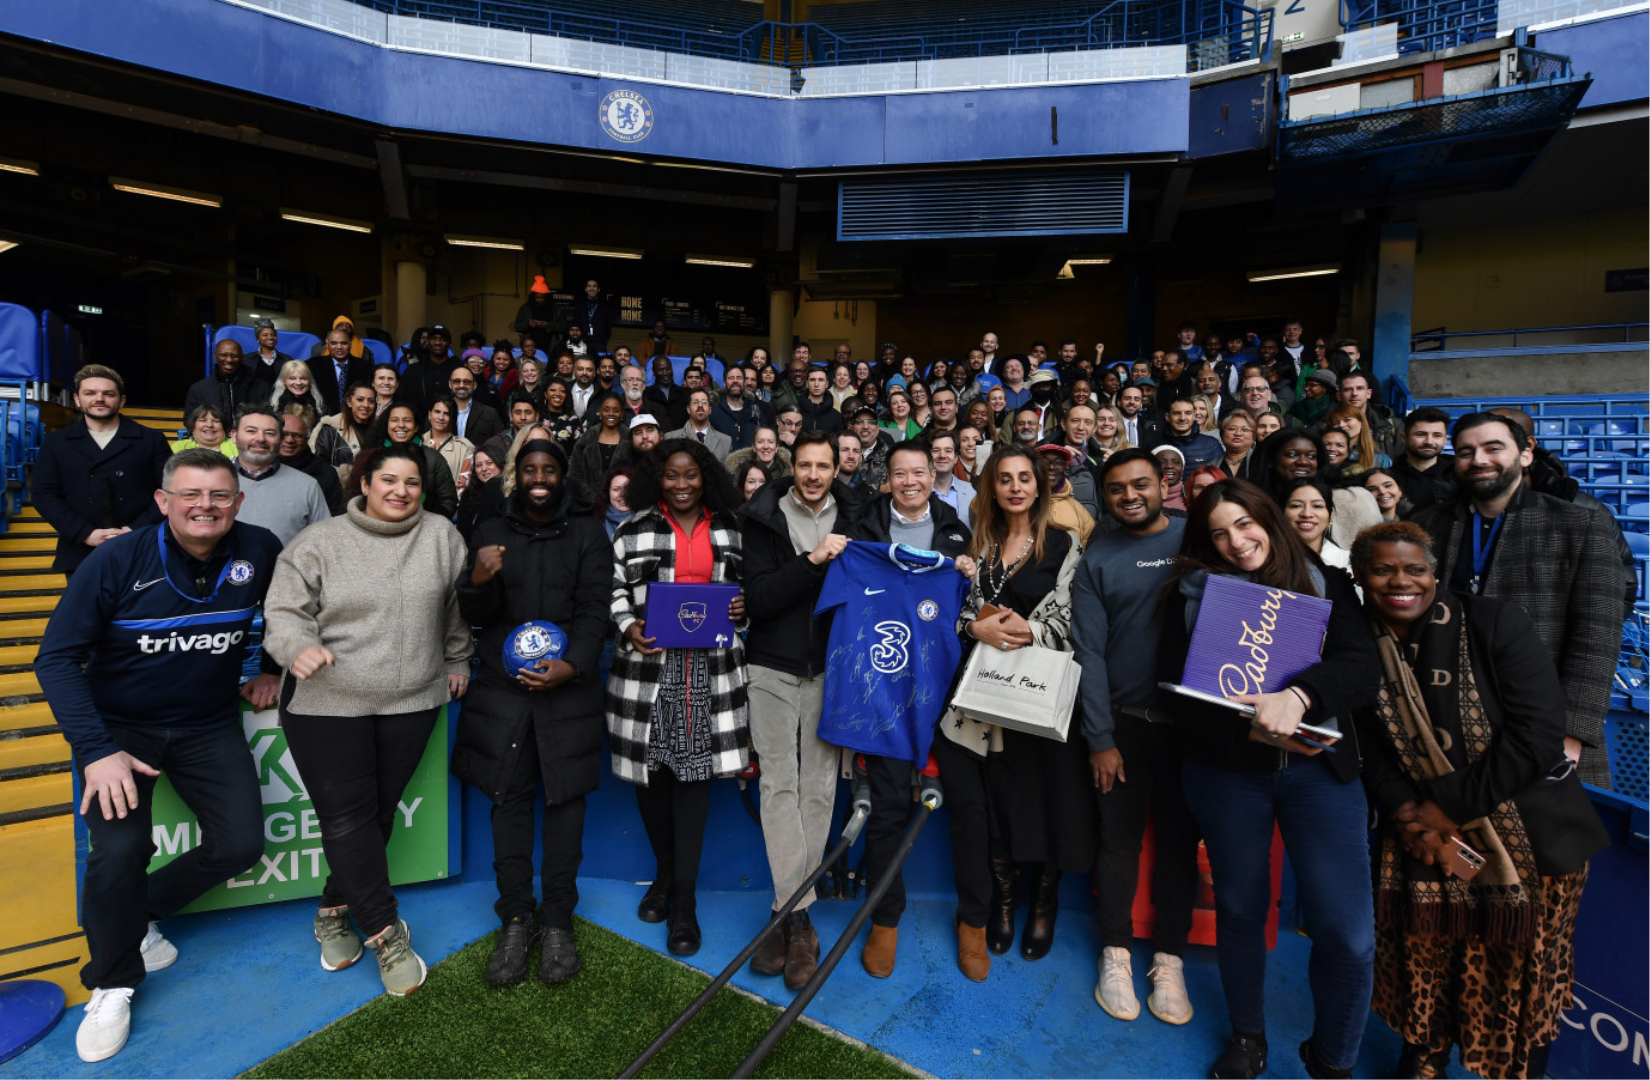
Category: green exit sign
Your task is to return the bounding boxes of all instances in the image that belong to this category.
[78,304,102,314]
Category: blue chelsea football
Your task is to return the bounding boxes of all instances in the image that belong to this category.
[504,621,568,673]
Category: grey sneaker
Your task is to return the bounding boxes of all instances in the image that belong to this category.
[140,921,177,972]
[366,919,427,997]
[314,905,364,972]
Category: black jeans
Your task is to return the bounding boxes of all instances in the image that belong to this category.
[1095,715,1201,955]
[491,722,586,930]
[932,737,993,927]
[634,768,710,904]
[863,754,917,928]
[281,706,439,939]
[80,721,264,990]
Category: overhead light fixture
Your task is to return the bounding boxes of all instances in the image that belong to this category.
[110,178,222,208]
[1056,262,1075,280]
[1246,263,1341,282]
[0,157,39,177]
[569,246,643,260]
[0,241,18,255]
[280,208,374,233]
[1057,255,1112,278]
[685,255,755,269]
[446,234,524,251]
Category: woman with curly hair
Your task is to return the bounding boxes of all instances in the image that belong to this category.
[607,438,750,958]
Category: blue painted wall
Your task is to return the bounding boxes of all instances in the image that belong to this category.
[1535,11,1650,110]
[0,0,1190,169]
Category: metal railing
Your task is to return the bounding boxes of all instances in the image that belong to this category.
[1339,0,1500,54]
[1410,322,1650,351]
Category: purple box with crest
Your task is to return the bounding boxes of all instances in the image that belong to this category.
[644,582,741,649]
[1181,575,1333,699]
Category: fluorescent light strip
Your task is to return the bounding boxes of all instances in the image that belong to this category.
[1246,265,1340,282]
[685,256,755,268]
[445,236,524,251]
[0,157,40,177]
[280,209,374,234]
[1066,257,1112,265]
[569,246,643,260]
[0,240,18,255]
[110,178,222,208]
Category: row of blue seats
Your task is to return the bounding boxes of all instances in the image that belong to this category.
[0,303,73,524]
[206,326,393,378]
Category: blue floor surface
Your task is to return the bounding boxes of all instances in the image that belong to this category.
[1,875,1469,1079]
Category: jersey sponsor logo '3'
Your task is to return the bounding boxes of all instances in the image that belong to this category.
[869,620,910,674]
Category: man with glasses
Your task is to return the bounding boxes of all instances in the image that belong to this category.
[37,447,283,1063]
[448,366,505,446]
[276,406,345,516]
[1239,375,1283,423]
[231,405,329,547]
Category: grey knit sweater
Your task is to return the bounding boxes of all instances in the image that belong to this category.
[263,497,472,716]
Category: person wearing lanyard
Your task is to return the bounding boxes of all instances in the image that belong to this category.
[36,449,284,1063]
[607,438,750,958]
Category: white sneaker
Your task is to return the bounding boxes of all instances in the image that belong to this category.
[76,987,134,1063]
[1095,945,1140,1020]
[1146,951,1194,1025]
[141,922,177,973]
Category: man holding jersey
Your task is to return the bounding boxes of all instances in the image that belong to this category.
[36,448,283,1063]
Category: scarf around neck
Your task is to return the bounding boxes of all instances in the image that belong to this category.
[1370,592,1540,943]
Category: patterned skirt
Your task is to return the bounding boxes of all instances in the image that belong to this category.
[646,647,715,782]
[1372,865,1589,1079]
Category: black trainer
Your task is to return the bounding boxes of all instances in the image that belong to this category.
[667,901,701,956]
[538,927,582,985]
[638,878,670,924]
[1210,1031,1269,1079]
[1300,1038,1352,1080]
[484,914,540,986]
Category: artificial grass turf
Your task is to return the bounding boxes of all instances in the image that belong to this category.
[241,917,917,1080]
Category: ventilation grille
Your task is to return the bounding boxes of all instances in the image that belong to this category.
[837,170,1129,241]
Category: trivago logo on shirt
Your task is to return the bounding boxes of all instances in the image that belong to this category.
[114,607,258,657]
[815,543,970,765]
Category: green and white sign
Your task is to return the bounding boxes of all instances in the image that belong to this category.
[146,704,454,912]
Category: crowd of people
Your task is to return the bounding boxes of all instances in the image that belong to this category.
[30,295,1635,1078]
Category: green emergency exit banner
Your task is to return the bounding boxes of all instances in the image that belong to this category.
[145,704,453,912]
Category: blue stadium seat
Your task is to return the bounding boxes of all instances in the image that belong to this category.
[209,326,324,378]
[362,339,392,367]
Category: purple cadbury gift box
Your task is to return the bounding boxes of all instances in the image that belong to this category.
[1181,575,1333,698]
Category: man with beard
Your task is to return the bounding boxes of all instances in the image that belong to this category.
[1018,369,1063,442]
[1387,406,1456,514]
[847,403,891,493]
[35,365,172,576]
[635,319,676,361]
[455,439,612,987]
[449,366,505,447]
[1115,385,1163,450]
[277,406,345,516]
[569,357,599,420]
[709,366,771,451]
[511,275,557,337]
[1154,351,1196,409]
[561,324,591,362]
[230,405,330,547]
[1158,399,1222,471]
[666,390,732,461]
[771,355,809,412]
[1415,412,1625,789]
[1072,448,1198,1029]
[185,339,265,420]
[618,363,648,421]
[738,431,853,991]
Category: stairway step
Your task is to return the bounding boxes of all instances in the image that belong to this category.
[0,618,50,643]
[0,771,70,815]
[5,523,54,536]
[0,595,58,616]
[0,701,55,734]
[0,538,55,554]
[123,406,185,419]
[0,733,67,772]
[12,507,39,520]
[0,574,65,592]
[0,672,40,699]
[0,556,52,570]
[0,643,38,667]
[134,418,185,433]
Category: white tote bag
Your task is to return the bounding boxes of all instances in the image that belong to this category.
[949,642,1079,742]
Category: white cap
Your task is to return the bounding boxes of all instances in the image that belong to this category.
[630,413,660,430]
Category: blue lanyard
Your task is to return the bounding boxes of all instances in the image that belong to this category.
[155,524,234,604]
[1469,511,1502,594]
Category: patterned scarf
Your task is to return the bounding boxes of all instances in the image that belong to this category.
[1371,593,1541,943]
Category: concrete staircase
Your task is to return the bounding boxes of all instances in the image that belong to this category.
[0,405,183,1007]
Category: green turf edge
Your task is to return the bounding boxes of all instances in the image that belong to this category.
[239,916,921,1080]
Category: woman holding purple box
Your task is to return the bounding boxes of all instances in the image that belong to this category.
[1156,478,1380,1080]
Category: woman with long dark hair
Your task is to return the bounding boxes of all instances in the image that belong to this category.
[368,403,458,519]
[1157,478,1379,1080]
[944,445,1087,981]
[1254,427,1381,549]
[567,392,629,496]
[607,438,750,958]
[313,381,377,484]
[597,465,638,540]
[1350,522,1607,1080]
[264,443,471,997]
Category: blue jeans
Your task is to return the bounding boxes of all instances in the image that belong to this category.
[1182,756,1375,1071]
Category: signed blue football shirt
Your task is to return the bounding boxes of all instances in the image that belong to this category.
[815,542,970,765]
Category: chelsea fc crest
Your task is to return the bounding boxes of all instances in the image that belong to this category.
[917,600,939,622]
[599,89,653,144]
[227,560,255,586]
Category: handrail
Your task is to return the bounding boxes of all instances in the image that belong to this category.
[1411,322,1650,350]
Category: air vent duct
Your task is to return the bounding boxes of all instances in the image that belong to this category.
[837,169,1129,242]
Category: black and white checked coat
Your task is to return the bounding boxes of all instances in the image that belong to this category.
[604,506,750,786]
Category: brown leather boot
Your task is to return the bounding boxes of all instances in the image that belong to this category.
[861,924,898,978]
[782,911,819,991]
[750,915,786,977]
[955,914,989,982]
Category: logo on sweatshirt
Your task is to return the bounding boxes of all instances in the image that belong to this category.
[136,630,246,655]
[227,560,255,586]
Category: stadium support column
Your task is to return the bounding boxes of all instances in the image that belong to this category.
[1372,221,1416,397]
[396,261,427,349]
[769,287,793,365]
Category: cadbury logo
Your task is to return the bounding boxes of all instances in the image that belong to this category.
[1216,588,1299,697]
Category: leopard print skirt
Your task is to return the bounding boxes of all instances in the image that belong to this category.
[1372,865,1588,1079]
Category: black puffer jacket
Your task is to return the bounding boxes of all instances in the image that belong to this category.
[846,492,971,557]
[451,493,613,805]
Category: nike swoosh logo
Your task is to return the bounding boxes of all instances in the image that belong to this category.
[132,578,164,592]
[864,588,885,596]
